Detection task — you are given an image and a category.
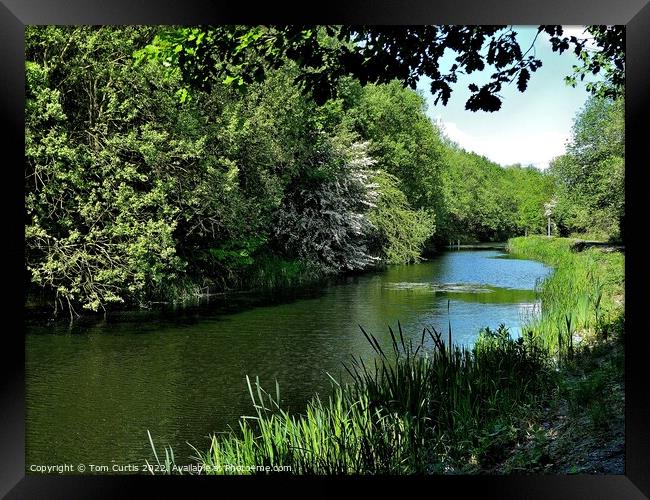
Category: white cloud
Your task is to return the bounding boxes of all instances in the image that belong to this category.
[435,117,569,170]
[561,26,588,38]
[553,25,597,49]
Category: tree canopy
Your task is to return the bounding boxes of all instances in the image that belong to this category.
[140,25,624,112]
[549,95,624,241]
[25,25,623,314]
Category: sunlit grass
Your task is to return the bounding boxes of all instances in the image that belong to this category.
[507,236,623,362]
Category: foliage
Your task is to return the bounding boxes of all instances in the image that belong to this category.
[507,236,624,360]
[439,146,513,241]
[25,27,385,312]
[437,144,554,242]
[506,166,557,236]
[209,236,267,268]
[340,81,445,213]
[273,139,380,273]
[545,25,625,99]
[25,27,189,313]
[549,96,624,241]
[142,25,623,113]
[367,171,435,264]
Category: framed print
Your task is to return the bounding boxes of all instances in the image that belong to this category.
[2,0,649,498]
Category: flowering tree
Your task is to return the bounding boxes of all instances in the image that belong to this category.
[274,140,380,272]
[544,198,558,236]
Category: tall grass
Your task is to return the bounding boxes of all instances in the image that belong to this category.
[507,236,624,362]
[150,255,326,309]
[188,322,554,474]
[149,236,623,474]
[241,254,325,291]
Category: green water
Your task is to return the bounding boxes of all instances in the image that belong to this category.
[25,249,551,470]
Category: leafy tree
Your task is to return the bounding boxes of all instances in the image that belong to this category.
[438,146,509,241]
[505,165,556,236]
[25,27,188,314]
[172,64,323,289]
[437,143,554,242]
[339,81,445,214]
[367,171,435,264]
[143,25,624,112]
[547,25,625,100]
[25,26,352,312]
[549,96,624,240]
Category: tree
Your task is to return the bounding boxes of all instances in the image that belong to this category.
[367,171,435,264]
[506,165,556,236]
[25,27,188,314]
[339,80,445,212]
[549,96,624,240]
[436,143,554,242]
[553,25,625,100]
[141,25,624,113]
[273,138,380,272]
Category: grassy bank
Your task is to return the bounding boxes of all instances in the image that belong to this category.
[148,236,624,474]
[507,236,624,362]
[504,236,624,473]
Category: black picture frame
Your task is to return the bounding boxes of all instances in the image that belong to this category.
[2,1,648,498]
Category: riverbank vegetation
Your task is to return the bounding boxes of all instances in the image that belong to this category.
[194,326,554,474]
[145,236,623,474]
[25,26,622,315]
[509,237,624,360]
[505,236,624,472]
[25,24,625,475]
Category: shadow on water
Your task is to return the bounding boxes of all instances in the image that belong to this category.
[25,282,334,335]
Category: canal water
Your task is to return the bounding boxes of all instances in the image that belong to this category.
[25,249,551,469]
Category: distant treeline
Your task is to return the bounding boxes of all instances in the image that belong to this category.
[25,27,623,313]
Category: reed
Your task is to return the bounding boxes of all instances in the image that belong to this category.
[507,236,623,362]
[185,321,554,474]
[241,254,325,291]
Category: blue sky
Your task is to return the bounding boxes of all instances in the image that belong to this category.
[417,26,598,170]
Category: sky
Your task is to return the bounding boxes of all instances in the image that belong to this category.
[417,26,598,170]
